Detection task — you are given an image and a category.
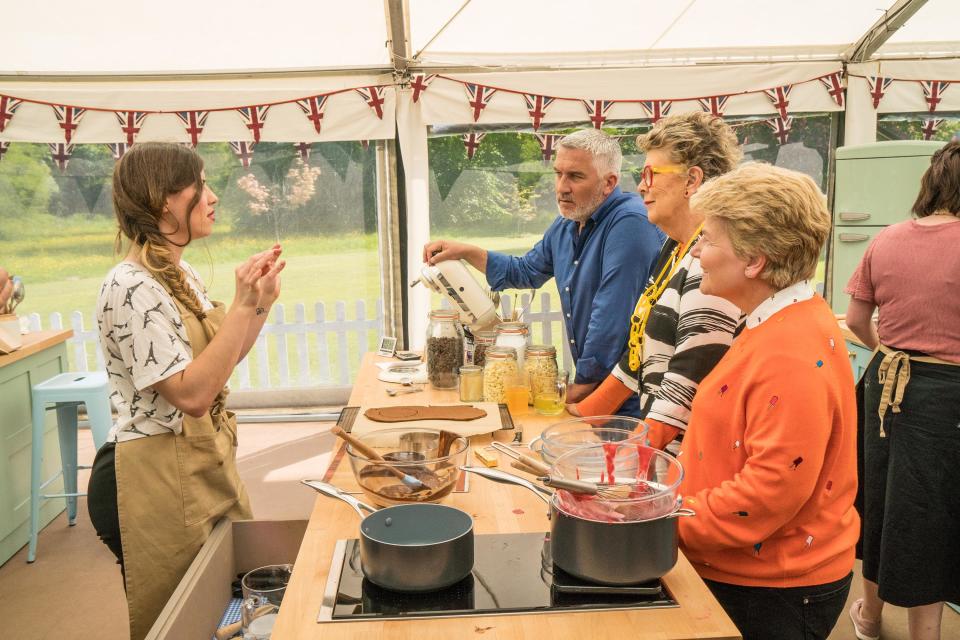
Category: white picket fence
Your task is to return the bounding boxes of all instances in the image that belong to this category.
[26,293,571,390]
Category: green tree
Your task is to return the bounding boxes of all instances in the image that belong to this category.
[0,144,55,238]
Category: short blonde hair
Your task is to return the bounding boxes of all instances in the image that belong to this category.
[691,163,830,290]
[638,112,742,180]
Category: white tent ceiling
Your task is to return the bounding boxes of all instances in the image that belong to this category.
[3,0,956,75]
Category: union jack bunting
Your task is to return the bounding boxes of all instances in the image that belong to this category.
[355,86,386,119]
[765,116,793,146]
[49,143,73,173]
[296,95,329,134]
[522,94,556,131]
[293,142,311,162]
[921,80,950,113]
[229,141,256,168]
[0,95,23,133]
[0,142,9,161]
[107,143,131,161]
[464,84,497,122]
[922,118,944,140]
[866,76,893,109]
[237,105,271,143]
[411,74,437,103]
[762,85,792,120]
[818,73,845,107]
[176,111,209,147]
[461,132,486,159]
[582,99,615,129]
[697,95,729,117]
[115,111,147,145]
[535,133,564,163]
[52,105,86,144]
[640,100,672,124]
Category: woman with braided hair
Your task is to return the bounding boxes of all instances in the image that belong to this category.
[87,142,285,640]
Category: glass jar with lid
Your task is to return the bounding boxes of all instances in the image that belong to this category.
[471,330,497,368]
[495,321,530,370]
[425,309,464,389]
[524,344,558,405]
[459,365,483,402]
[482,346,519,403]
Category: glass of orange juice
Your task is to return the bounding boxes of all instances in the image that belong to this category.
[504,375,529,417]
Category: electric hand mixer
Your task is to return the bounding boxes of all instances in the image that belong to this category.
[410,260,501,331]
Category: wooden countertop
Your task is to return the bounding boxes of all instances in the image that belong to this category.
[0,329,72,368]
[272,353,741,639]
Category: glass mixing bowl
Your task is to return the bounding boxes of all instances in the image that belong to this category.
[530,415,649,466]
[345,428,469,507]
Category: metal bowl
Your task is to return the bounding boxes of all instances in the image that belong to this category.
[345,428,469,507]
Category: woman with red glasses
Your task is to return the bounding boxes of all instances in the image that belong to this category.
[569,112,742,452]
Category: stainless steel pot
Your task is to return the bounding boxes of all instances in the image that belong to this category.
[460,466,693,585]
[302,480,474,592]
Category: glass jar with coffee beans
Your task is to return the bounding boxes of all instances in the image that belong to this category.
[425,309,464,389]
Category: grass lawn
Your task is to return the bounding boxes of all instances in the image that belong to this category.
[7,214,559,386]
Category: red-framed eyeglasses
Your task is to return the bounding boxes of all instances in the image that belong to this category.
[640,164,686,188]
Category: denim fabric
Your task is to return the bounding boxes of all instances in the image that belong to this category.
[704,573,852,640]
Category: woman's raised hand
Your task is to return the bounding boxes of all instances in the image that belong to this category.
[257,245,286,307]
[233,245,284,310]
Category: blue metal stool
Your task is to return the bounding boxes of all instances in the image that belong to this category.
[28,371,113,563]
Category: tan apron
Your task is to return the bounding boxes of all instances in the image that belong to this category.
[114,298,253,640]
[874,343,960,437]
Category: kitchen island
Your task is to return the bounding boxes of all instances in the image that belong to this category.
[0,329,73,564]
[272,352,741,639]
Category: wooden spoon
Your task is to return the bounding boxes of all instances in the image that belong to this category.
[331,425,437,490]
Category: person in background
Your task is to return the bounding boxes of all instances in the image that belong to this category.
[844,141,960,640]
[0,267,12,309]
[87,142,285,640]
[424,129,664,415]
[679,163,859,640]
[568,112,742,450]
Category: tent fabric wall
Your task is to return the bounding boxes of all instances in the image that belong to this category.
[0,75,396,143]
[416,62,844,127]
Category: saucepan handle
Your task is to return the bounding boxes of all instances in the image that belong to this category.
[301,479,377,518]
[459,465,553,506]
[665,508,696,519]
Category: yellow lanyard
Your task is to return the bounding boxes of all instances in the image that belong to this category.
[626,223,703,371]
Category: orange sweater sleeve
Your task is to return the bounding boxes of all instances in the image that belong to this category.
[575,374,633,416]
[644,418,681,450]
[679,353,834,552]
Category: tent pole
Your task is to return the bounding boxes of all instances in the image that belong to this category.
[843,0,929,63]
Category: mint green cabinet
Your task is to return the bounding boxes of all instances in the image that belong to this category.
[0,338,69,565]
[846,340,874,383]
[831,141,943,315]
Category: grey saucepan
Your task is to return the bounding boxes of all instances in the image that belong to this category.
[301,479,474,592]
[460,466,693,585]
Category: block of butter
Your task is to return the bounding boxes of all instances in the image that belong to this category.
[473,448,498,468]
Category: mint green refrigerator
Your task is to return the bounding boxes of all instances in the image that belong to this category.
[831,140,944,316]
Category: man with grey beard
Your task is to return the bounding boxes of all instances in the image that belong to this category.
[423,129,663,416]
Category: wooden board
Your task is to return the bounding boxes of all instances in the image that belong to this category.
[338,402,514,437]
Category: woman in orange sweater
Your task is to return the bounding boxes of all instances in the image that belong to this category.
[680,163,860,640]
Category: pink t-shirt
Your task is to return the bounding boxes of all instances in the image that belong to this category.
[845,219,960,363]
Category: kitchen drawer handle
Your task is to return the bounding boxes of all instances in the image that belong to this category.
[848,351,857,359]
[839,233,870,242]
[839,212,871,222]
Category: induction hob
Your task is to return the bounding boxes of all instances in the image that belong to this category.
[319,532,677,622]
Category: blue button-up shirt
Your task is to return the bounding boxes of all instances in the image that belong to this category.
[485,187,664,417]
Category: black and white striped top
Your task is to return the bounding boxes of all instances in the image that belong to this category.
[612,239,742,431]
